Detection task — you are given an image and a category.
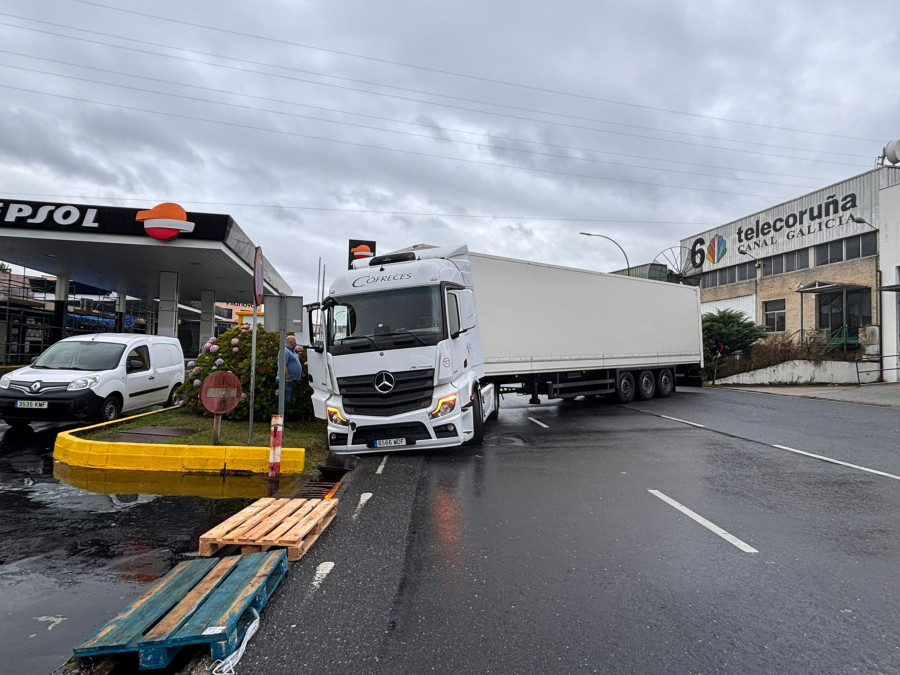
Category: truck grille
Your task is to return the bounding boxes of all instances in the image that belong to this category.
[338,369,434,417]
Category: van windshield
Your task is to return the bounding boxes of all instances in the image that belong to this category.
[32,341,127,371]
[326,286,444,355]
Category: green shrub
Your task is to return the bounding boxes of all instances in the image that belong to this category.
[177,325,314,422]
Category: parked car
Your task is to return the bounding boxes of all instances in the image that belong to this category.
[0,333,184,427]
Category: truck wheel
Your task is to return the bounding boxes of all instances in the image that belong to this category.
[487,385,500,421]
[656,369,674,398]
[98,395,121,422]
[615,372,635,403]
[467,388,485,445]
[637,370,656,400]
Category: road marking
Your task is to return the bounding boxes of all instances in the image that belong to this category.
[375,455,389,474]
[307,562,335,598]
[658,414,706,428]
[648,489,758,553]
[528,417,550,428]
[772,445,900,481]
[352,492,373,520]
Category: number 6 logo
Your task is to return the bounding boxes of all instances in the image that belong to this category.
[690,238,706,269]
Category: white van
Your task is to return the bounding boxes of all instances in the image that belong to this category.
[0,333,185,427]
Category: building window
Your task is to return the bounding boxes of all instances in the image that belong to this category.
[764,299,786,332]
[861,231,877,257]
[829,241,843,264]
[736,261,752,281]
[817,289,872,334]
[796,248,809,269]
[846,236,860,260]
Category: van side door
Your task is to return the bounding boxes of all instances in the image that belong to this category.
[123,344,161,411]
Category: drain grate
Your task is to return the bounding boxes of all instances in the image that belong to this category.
[295,481,342,499]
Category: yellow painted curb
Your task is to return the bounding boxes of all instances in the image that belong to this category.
[53,407,306,475]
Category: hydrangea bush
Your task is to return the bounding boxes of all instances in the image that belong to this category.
[177,325,314,422]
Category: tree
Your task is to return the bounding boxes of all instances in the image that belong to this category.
[701,309,767,363]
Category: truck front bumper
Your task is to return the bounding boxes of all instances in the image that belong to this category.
[326,407,469,454]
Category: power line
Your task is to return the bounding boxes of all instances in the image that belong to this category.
[0,15,874,161]
[0,61,824,190]
[72,0,885,144]
[0,82,792,199]
[1,191,720,225]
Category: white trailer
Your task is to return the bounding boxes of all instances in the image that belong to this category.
[305,245,703,454]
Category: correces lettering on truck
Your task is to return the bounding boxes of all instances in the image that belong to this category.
[351,273,413,287]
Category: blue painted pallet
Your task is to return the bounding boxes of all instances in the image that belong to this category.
[73,549,288,670]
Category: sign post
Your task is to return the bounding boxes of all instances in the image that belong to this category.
[200,371,243,445]
[248,246,265,444]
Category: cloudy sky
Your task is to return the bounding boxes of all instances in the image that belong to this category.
[1,0,898,301]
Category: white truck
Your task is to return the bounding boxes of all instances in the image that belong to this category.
[305,245,703,454]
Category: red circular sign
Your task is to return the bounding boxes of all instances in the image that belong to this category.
[200,371,243,414]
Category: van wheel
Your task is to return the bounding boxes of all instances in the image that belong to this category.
[467,388,485,446]
[98,395,121,422]
[166,385,182,407]
[637,370,656,400]
[656,369,674,398]
[615,372,635,403]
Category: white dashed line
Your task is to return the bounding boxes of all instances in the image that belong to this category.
[648,489,758,553]
[658,414,706,428]
[527,417,550,428]
[375,455,389,474]
[352,492,373,520]
[772,445,900,481]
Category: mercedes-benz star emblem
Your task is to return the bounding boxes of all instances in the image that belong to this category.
[373,371,395,394]
[30,381,41,393]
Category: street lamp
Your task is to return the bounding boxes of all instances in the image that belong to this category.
[737,245,761,269]
[847,213,877,230]
[579,232,631,276]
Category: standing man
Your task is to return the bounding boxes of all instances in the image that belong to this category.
[282,334,303,414]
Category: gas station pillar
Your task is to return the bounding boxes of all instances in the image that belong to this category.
[200,290,216,342]
[157,271,179,338]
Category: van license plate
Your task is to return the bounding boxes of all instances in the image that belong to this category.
[16,400,47,409]
[374,438,406,448]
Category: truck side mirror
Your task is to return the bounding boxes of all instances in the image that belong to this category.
[458,289,477,331]
[312,340,325,354]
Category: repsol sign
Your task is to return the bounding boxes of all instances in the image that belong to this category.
[1,202,99,228]
[351,273,413,287]
[689,192,859,269]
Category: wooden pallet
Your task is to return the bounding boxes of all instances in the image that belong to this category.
[199,497,338,562]
[74,550,287,670]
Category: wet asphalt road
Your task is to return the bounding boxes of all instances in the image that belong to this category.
[240,388,900,674]
[2,387,899,673]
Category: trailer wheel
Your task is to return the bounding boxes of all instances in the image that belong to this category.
[637,370,656,400]
[656,369,674,398]
[615,372,635,403]
[487,385,500,421]
[467,387,485,445]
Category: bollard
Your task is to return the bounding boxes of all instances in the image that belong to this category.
[268,414,283,478]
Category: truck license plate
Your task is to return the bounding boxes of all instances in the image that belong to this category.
[16,400,47,409]
[374,438,406,448]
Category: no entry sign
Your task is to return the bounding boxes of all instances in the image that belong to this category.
[200,371,243,415]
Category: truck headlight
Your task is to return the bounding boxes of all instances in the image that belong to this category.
[0,374,10,389]
[429,393,457,419]
[326,406,350,426]
[68,376,101,391]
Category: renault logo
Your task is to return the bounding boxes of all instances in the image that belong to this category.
[373,371,395,394]
[30,381,41,393]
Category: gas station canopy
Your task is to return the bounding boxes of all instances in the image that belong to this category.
[0,199,291,302]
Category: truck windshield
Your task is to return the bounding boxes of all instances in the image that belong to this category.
[327,286,444,354]
[32,341,127,371]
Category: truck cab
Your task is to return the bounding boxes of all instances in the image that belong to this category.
[306,245,495,454]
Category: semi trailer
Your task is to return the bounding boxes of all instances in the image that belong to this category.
[305,244,703,454]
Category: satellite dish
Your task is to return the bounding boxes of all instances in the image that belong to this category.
[651,246,702,286]
[884,139,900,165]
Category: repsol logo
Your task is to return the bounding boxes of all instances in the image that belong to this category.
[1,202,100,227]
[351,273,413,287]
